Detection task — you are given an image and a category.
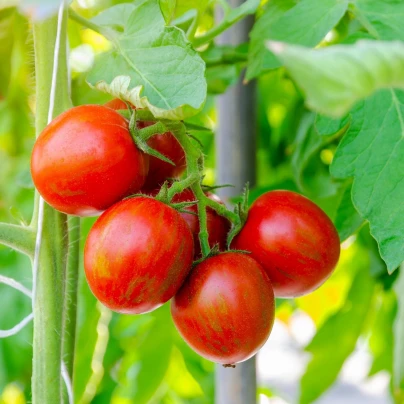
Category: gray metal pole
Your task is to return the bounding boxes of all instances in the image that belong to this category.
[215,1,257,404]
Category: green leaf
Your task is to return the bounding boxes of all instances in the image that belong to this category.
[91,4,136,31]
[352,0,404,41]
[369,289,395,376]
[159,0,176,23]
[174,334,214,397]
[269,39,404,118]
[300,262,375,404]
[73,296,101,401]
[331,90,404,272]
[202,45,248,94]
[206,64,240,94]
[247,0,347,79]
[394,264,404,402]
[334,183,363,242]
[87,0,206,120]
[114,306,173,404]
[315,114,351,137]
[247,0,296,79]
[73,217,123,403]
[292,112,345,196]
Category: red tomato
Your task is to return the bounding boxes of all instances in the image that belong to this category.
[232,190,341,298]
[31,105,149,216]
[172,189,231,257]
[171,252,275,364]
[84,197,194,314]
[105,99,186,191]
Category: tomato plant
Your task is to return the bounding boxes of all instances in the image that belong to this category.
[84,196,194,314]
[1,1,403,404]
[31,105,149,216]
[232,190,341,297]
[171,252,275,365]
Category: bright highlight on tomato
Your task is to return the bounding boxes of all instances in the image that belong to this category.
[31,105,149,216]
[232,190,341,298]
[171,252,275,365]
[84,197,194,314]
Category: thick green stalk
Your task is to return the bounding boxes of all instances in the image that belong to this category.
[32,8,73,404]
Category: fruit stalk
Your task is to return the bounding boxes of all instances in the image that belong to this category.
[129,116,239,258]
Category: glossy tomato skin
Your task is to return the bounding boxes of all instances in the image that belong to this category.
[31,105,149,216]
[232,190,341,298]
[172,252,275,364]
[172,189,231,257]
[84,197,194,314]
[105,99,186,191]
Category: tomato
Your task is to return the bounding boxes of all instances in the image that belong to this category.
[232,190,340,298]
[31,105,148,216]
[172,189,231,257]
[105,99,186,191]
[84,196,194,314]
[171,252,275,364]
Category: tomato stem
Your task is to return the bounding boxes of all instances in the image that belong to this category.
[68,8,117,40]
[0,223,35,257]
[166,174,200,201]
[125,106,243,258]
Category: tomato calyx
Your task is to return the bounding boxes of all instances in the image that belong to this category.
[126,107,176,166]
[191,248,250,268]
[226,184,250,246]
[191,245,222,267]
[124,190,199,215]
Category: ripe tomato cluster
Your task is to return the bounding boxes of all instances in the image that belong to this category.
[31,103,340,365]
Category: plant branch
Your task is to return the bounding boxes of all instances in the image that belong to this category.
[68,8,116,40]
[192,2,256,48]
[124,109,242,257]
[0,223,35,257]
[169,124,211,256]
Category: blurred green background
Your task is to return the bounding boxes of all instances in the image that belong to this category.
[0,1,396,403]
